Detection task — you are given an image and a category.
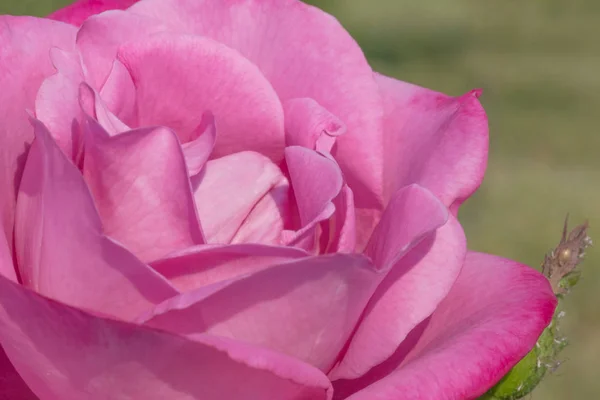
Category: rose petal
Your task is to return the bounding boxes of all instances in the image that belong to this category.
[83,121,205,262]
[14,119,177,320]
[231,177,291,245]
[331,213,465,380]
[0,345,37,400]
[365,184,449,271]
[284,147,343,251]
[118,33,285,159]
[0,275,332,400]
[182,113,216,177]
[0,16,76,251]
[0,228,17,282]
[99,59,137,126]
[49,0,141,27]
[76,10,167,88]
[194,151,289,245]
[323,185,356,254]
[49,47,84,80]
[93,92,132,135]
[129,0,385,209]
[376,74,489,214]
[333,252,557,400]
[140,254,382,372]
[34,71,84,159]
[151,244,309,291]
[284,98,346,153]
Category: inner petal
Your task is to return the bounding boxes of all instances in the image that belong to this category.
[194,151,290,245]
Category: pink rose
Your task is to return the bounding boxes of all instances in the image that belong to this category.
[0,0,556,399]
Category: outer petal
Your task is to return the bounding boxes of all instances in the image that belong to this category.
[377,74,489,214]
[0,346,37,400]
[0,16,76,253]
[0,275,332,400]
[331,213,464,380]
[48,0,141,27]
[0,229,17,283]
[193,151,290,245]
[151,244,309,291]
[14,119,177,320]
[333,252,557,400]
[129,0,385,209]
[83,121,204,262]
[140,254,382,372]
[118,33,285,159]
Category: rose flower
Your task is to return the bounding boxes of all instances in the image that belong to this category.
[0,0,556,399]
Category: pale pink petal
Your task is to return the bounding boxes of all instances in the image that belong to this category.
[76,10,167,88]
[83,122,204,262]
[182,113,216,177]
[284,98,346,153]
[35,49,88,159]
[284,147,343,251]
[76,80,131,137]
[94,93,131,135]
[0,275,332,399]
[99,59,137,126]
[334,252,557,400]
[194,152,289,244]
[151,244,308,292]
[129,0,385,209]
[118,33,285,159]
[232,178,291,245]
[140,254,382,372]
[331,214,465,380]
[0,16,76,251]
[49,47,84,80]
[14,119,177,320]
[34,71,83,159]
[377,74,489,214]
[49,0,141,27]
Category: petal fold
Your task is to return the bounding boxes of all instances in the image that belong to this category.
[284,147,343,251]
[0,16,76,251]
[14,120,177,320]
[193,151,289,245]
[284,98,346,153]
[151,244,308,292]
[377,74,489,214]
[365,184,449,271]
[118,33,285,159]
[333,252,557,400]
[0,272,332,400]
[82,121,205,262]
[140,254,382,372]
[331,213,464,380]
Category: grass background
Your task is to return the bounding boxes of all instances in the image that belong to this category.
[2,0,599,398]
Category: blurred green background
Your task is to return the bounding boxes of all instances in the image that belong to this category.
[2,0,598,398]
